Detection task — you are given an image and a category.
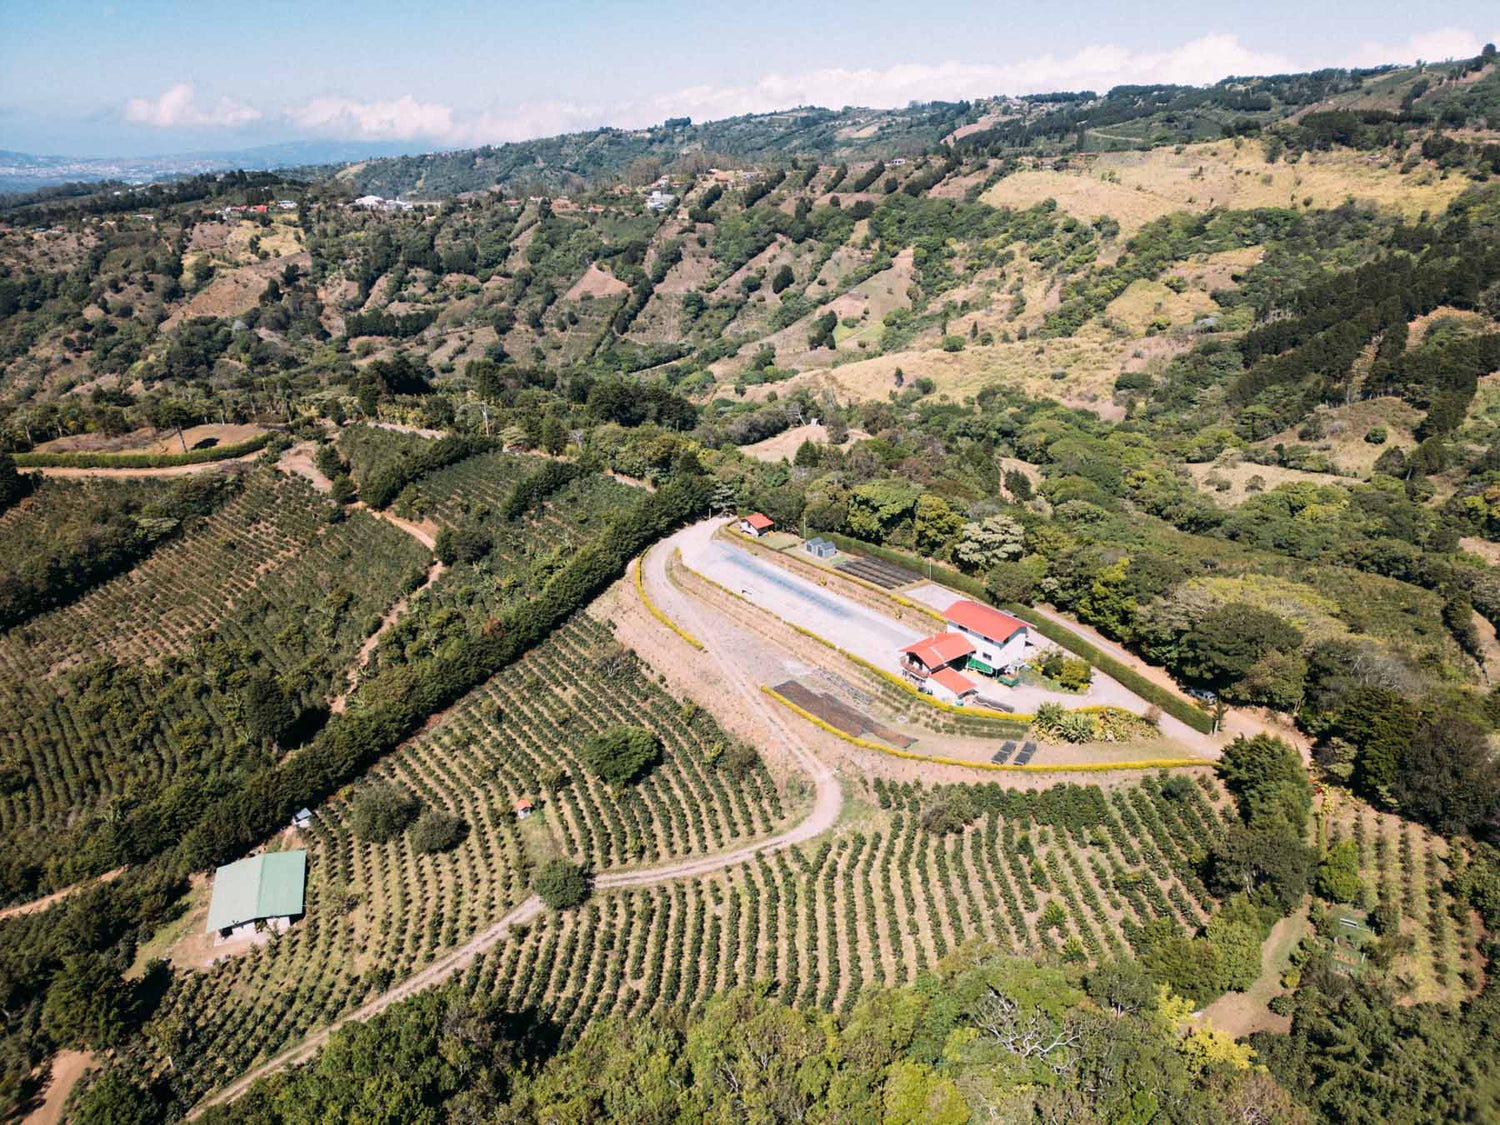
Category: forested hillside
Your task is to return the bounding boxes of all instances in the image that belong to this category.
[1,48,1498,1125]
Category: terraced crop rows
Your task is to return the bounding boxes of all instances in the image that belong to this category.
[0,474,351,677]
[410,449,541,525]
[371,456,641,642]
[0,474,431,899]
[455,774,1235,1040]
[143,614,786,1105]
[1339,801,1481,1001]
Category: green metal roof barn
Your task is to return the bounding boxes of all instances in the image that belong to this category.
[206,851,307,935]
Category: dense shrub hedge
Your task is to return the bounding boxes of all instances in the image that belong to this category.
[13,432,274,469]
[169,470,712,876]
[821,531,1214,734]
[360,436,497,509]
[502,458,584,520]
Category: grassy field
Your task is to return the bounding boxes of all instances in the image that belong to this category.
[1252,397,1423,478]
[1321,791,1482,1006]
[982,141,1472,236]
[744,320,1187,416]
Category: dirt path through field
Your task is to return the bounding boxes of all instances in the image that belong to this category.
[1197,904,1308,1039]
[277,442,439,549]
[32,455,262,479]
[0,868,124,922]
[191,525,843,1117]
[329,558,445,714]
[21,1050,94,1125]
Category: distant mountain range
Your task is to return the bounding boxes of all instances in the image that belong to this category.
[0,140,430,193]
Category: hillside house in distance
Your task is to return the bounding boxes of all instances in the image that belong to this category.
[646,189,675,212]
[943,600,1030,677]
[737,512,774,537]
[206,851,306,940]
[899,632,980,706]
[353,194,414,213]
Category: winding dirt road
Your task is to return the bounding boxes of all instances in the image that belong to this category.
[191,521,842,1115]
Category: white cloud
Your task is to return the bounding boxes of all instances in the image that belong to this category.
[286,94,456,141]
[278,25,1498,149]
[1345,27,1492,68]
[123,83,261,128]
[638,33,1298,122]
[283,34,1301,148]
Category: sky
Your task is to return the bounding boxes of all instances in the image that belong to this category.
[1,1,1496,157]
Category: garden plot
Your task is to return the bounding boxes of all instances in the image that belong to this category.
[139,614,787,1105]
[456,773,1235,1037]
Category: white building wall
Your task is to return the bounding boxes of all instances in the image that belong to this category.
[926,678,960,705]
[952,625,1029,670]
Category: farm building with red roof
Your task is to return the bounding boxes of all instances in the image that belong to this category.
[899,632,974,675]
[928,666,979,705]
[942,600,1031,676]
[898,631,982,706]
[736,512,775,537]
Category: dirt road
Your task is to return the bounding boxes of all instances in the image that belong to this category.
[32,456,261,479]
[191,525,843,1116]
[21,1050,94,1125]
[0,868,124,922]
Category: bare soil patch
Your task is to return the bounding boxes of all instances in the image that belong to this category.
[564,262,629,300]
[36,422,267,457]
[739,423,872,462]
[22,1050,95,1125]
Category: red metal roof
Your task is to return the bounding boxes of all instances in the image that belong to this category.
[930,666,978,696]
[743,513,774,530]
[944,600,1026,642]
[900,632,975,669]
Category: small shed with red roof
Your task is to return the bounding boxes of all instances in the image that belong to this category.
[928,665,979,706]
[736,512,775,538]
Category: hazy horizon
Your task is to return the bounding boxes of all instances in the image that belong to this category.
[1,1,1496,159]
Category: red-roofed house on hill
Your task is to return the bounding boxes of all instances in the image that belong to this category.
[943,600,1031,677]
[899,632,980,705]
[737,512,775,537]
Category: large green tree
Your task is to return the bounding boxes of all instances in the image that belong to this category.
[1179,603,1303,690]
[580,727,660,786]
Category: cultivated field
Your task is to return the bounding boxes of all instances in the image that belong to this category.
[140,614,788,1105]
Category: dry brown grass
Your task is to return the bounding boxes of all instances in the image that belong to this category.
[1253,397,1422,477]
[981,141,1471,237]
[1104,278,1217,333]
[564,262,629,300]
[745,318,1192,419]
[163,252,312,329]
[224,217,303,263]
[739,423,873,462]
[1187,460,1349,505]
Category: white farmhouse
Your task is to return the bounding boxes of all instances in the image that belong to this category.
[942,600,1030,677]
